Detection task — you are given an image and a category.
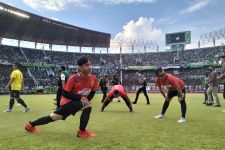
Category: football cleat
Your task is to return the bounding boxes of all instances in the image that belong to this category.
[3,109,13,112]
[154,114,165,119]
[177,117,186,123]
[25,123,40,133]
[77,130,96,137]
[24,107,30,112]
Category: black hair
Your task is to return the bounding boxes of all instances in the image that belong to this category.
[113,90,119,95]
[60,66,65,71]
[155,67,163,76]
[208,66,214,70]
[77,56,90,66]
[14,62,21,69]
[219,55,225,59]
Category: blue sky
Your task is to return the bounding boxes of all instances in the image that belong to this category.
[0,0,225,52]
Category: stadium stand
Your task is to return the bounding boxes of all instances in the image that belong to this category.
[1,44,224,94]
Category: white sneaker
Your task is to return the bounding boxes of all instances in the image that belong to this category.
[3,109,13,112]
[222,110,225,112]
[177,117,186,123]
[24,107,30,112]
[154,114,164,119]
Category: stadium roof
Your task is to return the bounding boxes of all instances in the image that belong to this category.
[0,2,111,48]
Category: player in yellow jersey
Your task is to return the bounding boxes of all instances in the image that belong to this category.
[3,62,30,112]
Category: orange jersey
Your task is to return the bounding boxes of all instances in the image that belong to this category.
[156,73,185,90]
[107,85,128,99]
[60,73,98,106]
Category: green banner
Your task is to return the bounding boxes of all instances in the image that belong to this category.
[126,66,157,70]
[21,62,55,68]
[187,61,220,68]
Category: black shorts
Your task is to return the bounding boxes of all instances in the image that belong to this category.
[137,87,146,92]
[10,90,20,99]
[101,87,108,92]
[54,101,83,120]
[167,89,185,100]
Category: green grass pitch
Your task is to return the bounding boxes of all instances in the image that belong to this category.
[0,93,225,150]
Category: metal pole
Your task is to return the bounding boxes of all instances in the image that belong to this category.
[120,49,123,84]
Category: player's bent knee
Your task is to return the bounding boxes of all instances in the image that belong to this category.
[50,113,63,120]
[83,106,92,112]
[180,99,185,104]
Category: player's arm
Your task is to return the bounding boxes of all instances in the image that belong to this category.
[62,80,65,89]
[21,78,24,91]
[87,76,98,101]
[218,72,225,80]
[87,91,96,101]
[158,85,166,98]
[62,90,82,101]
[61,74,66,88]
[174,82,183,100]
[105,96,113,102]
[206,77,213,85]
[5,78,15,89]
[206,72,216,85]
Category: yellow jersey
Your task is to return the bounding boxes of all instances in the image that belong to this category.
[10,69,23,90]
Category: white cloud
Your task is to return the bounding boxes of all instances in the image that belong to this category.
[181,0,212,14]
[22,0,155,11]
[110,17,163,53]
[114,17,162,41]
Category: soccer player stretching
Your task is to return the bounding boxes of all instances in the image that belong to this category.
[154,67,187,123]
[101,84,133,112]
[25,56,98,137]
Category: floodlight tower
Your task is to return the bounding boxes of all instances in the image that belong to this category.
[199,28,225,47]
[141,39,148,53]
[112,37,125,84]
[128,38,138,53]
